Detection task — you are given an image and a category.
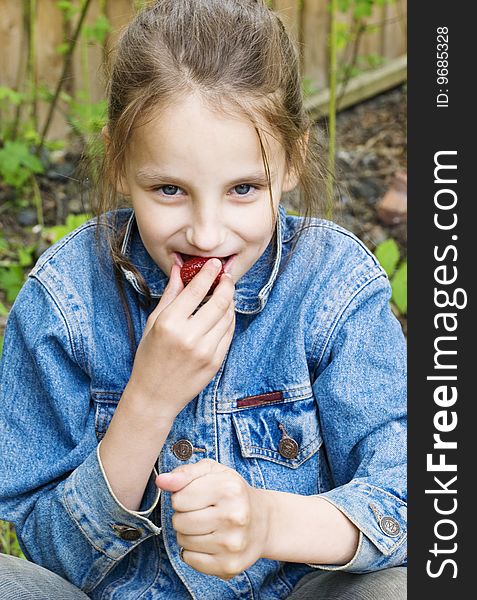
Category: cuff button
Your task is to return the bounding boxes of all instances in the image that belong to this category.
[380,516,401,537]
[111,524,142,541]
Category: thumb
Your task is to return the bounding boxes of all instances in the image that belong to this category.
[155,471,192,493]
[155,458,225,492]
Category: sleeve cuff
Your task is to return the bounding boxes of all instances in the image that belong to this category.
[62,443,162,561]
[305,483,407,573]
[96,440,161,516]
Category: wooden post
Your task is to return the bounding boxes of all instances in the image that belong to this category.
[301,0,330,92]
[272,0,300,41]
[36,0,65,139]
[0,0,24,112]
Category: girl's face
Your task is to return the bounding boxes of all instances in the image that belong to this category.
[120,93,296,283]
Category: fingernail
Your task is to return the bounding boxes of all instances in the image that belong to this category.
[207,258,222,271]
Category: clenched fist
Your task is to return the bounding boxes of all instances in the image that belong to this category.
[156,459,269,580]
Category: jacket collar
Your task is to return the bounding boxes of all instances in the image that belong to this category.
[120,204,286,315]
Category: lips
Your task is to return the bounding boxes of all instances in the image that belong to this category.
[173,252,237,274]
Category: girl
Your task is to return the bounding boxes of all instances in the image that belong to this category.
[0,1,406,598]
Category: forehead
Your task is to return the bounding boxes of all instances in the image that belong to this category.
[127,93,285,173]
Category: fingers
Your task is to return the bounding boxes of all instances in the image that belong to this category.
[211,309,236,361]
[170,472,226,512]
[159,264,185,311]
[178,548,237,581]
[177,532,221,555]
[173,258,225,317]
[192,274,235,335]
[156,458,227,494]
[143,264,184,336]
[172,506,218,536]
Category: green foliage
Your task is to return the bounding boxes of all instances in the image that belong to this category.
[0,299,6,358]
[374,238,407,315]
[391,261,407,315]
[0,214,91,330]
[0,266,25,303]
[302,77,320,99]
[67,93,108,139]
[0,521,25,559]
[43,213,92,245]
[0,140,44,189]
[337,0,392,18]
[84,14,111,45]
[56,0,80,21]
[374,238,399,276]
[0,86,25,107]
[0,237,35,303]
[333,0,395,83]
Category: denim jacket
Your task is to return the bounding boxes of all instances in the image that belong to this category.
[0,204,406,599]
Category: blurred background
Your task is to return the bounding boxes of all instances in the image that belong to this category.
[0,0,407,556]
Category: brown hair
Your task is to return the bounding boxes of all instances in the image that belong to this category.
[92,0,328,348]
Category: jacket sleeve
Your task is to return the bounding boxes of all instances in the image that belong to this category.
[309,273,407,573]
[0,275,161,593]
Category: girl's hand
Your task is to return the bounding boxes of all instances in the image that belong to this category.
[125,259,236,422]
[156,459,269,580]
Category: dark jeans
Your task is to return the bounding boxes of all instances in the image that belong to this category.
[0,553,406,599]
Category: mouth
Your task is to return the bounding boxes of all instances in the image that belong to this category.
[173,252,237,273]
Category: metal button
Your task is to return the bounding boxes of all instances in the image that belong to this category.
[277,423,299,459]
[380,516,401,537]
[172,439,194,460]
[111,524,142,541]
[278,437,299,459]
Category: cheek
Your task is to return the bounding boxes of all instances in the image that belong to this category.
[135,217,170,254]
[243,199,277,243]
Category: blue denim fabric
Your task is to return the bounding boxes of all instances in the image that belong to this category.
[0,204,407,599]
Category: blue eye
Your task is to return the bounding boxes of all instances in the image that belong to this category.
[234,184,252,195]
[161,185,180,195]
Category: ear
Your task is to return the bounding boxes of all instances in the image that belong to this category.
[282,128,310,193]
[102,125,131,196]
[282,167,299,193]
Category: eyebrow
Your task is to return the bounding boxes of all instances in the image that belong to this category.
[134,167,274,187]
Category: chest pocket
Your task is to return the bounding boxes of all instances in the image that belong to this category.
[91,391,122,441]
[231,392,323,495]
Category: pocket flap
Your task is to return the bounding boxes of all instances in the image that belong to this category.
[232,394,322,468]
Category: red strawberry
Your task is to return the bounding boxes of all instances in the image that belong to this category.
[180,256,225,293]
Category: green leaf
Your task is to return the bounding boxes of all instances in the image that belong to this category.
[391,261,407,315]
[0,266,25,303]
[0,140,44,189]
[56,0,79,20]
[84,15,112,44]
[337,0,352,12]
[17,246,35,268]
[0,86,24,105]
[65,213,92,229]
[56,42,70,56]
[0,301,8,316]
[0,335,3,358]
[374,239,400,278]
[43,213,92,244]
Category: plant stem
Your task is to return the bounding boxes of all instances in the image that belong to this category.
[336,19,365,111]
[31,174,44,227]
[28,0,38,131]
[38,0,93,152]
[326,0,338,219]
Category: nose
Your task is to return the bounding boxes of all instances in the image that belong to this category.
[185,205,226,252]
